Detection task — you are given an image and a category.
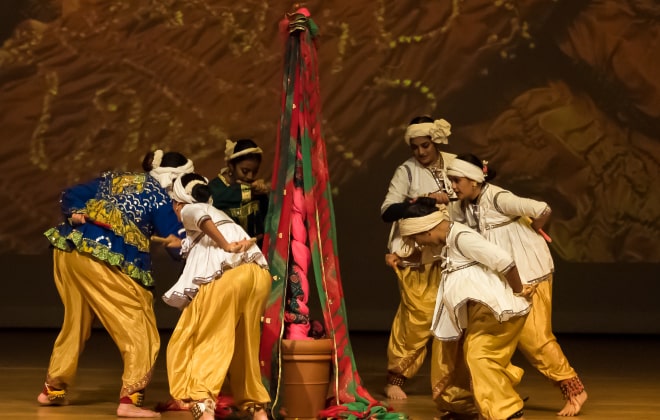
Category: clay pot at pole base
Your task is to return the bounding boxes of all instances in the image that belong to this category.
[280,338,333,420]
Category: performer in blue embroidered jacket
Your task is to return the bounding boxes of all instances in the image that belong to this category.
[37,150,193,418]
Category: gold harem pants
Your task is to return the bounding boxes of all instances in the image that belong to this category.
[167,263,271,408]
[432,304,526,418]
[432,337,479,416]
[387,263,447,388]
[46,249,160,397]
[464,302,527,420]
[517,276,577,382]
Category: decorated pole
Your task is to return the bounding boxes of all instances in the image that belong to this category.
[259,7,406,420]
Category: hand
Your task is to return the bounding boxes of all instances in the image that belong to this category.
[513,284,537,299]
[159,234,182,249]
[530,218,544,232]
[69,213,87,225]
[523,216,553,243]
[237,238,257,252]
[385,253,401,269]
[225,238,257,253]
[251,179,270,194]
[529,207,551,232]
[426,192,450,205]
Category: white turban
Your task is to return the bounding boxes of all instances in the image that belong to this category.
[399,211,448,237]
[171,176,210,204]
[225,139,263,162]
[149,150,195,190]
[446,159,486,183]
[404,118,452,145]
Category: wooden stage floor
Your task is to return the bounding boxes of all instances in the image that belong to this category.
[1,329,659,419]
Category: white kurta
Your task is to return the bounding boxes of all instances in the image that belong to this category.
[162,203,268,309]
[449,183,554,284]
[382,152,456,258]
[432,222,530,340]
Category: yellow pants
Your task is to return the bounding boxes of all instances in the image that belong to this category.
[167,263,271,408]
[387,263,440,380]
[518,277,577,382]
[464,302,526,420]
[46,249,160,397]
[432,338,478,415]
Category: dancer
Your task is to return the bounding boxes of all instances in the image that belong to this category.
[38,150,194,418]
[208,138,269,248]
[398,201,533,420]
[380,116,457,401]
[164,173,271,420]
[447,154,588,416]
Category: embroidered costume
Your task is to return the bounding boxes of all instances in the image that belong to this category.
[162,203,268,309]
[431,222,530,340]
[42,170,184,400]
[208,168,268,248]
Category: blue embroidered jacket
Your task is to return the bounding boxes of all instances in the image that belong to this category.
[45,171,183,289]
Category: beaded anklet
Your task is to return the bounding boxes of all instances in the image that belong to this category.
[560,376,585,400]
[386,372,407,387]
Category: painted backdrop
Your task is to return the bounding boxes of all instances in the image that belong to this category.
[1,0,658,332]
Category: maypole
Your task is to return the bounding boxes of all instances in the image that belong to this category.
[259,7,407,420]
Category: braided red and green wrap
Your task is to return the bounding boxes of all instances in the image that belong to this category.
[258,8,407,420]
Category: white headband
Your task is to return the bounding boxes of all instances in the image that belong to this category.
[447,159,485,183]
[404,119,452,145]
[399,211,447,237]
[152,150,163,169]
[150,158,195,190]
[225,139,263,162]
[171,177,210,204]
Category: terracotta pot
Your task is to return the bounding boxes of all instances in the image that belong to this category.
[280,338,333,420]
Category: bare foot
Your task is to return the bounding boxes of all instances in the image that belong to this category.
[117,403,161,418]
[557,390,588,416]
[37,393,50,405]
[199,411,214,420]
[384,384,407,399]
[37,391,69,406]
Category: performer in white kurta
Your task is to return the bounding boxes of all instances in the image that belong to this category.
[430,222,531,340]
[162,204,267,310]
[380,116,462,403]
[447,154,587,417]
[398,203,532,420]
[164,174,270,420]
